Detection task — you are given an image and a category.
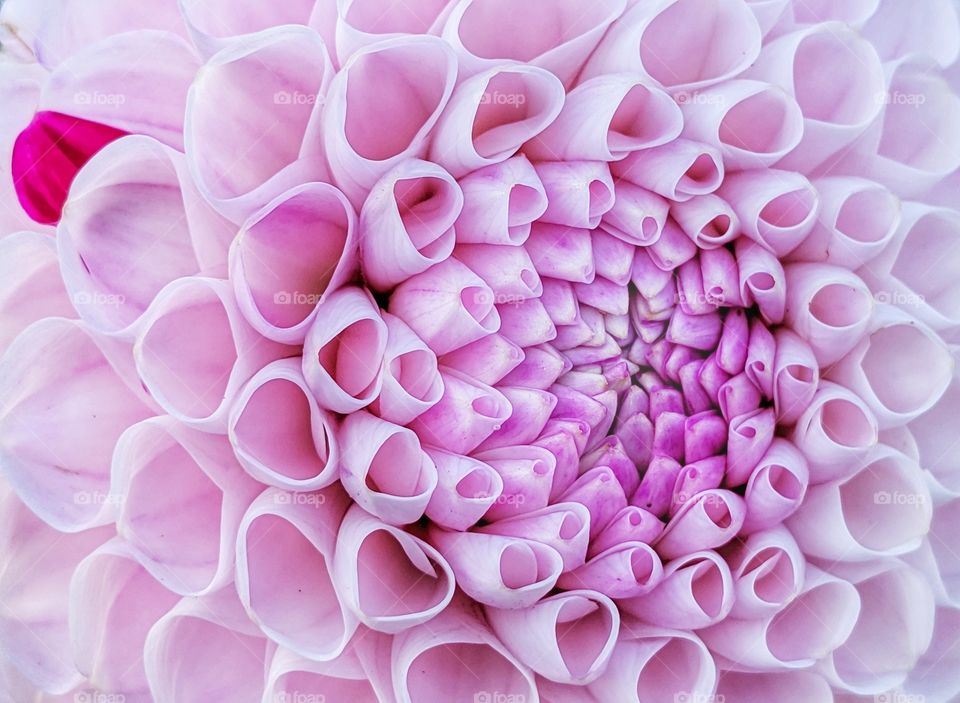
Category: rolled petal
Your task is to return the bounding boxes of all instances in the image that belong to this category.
[740,438,809,533]
[454,155,547,245]
[611,138,724,203]
[789,176,899,269]
[0,486,112,694]
[656,490,746,559]
[534,161,616,229]
[333,505,454,633]
[633,455,683,517]
[410,367,512,454]
[455,243,542,302]
[746,23,884,172]
[477,386,557,451]
[135,277,291,430]
[235,485,355,660]
[0,231,73,353]
[339,411,438,525]
[0,318,153,532]
[783,263,874,366]
[862,0,960,67]
[58,135,233,336]
[487,590,620,685]
[602,182,669,246]
[185,25,335,220]
[430,63,565,178]
[699,565,860,671]
[772,327,819,425]
[444,333,526,387]
[787,444,932,561]
[582,0,762,91]
[525,223,596,283]
[144,587,266,703]
[112,416,262,596]
[180,0,315,48]
[428,528,563,609]
[69,539,180,699]
[861,203,960,331]
[717,671,833,703]
[527,74,681,162]
[475,444,556,520]
[391,601,538,703]
[228,358,339,491]
[333,0,452,64]
[441,0,627,86]
[671,193,739,249]
[370,312,445,424]
[319,35,457,205]
[591,506,665,554]
[479,502,591,572]
[558,541,663,599]
[264,646,381,703]
[725,526,805,619]
[621,550,734,629]
[719,168,819,257]
[499,343,567,389]
[827,305,954,429]
[389,257,501,355]
[680,79,804,169]
[791,381,879,484]
[425,449,504,531]
[231,181,358,343]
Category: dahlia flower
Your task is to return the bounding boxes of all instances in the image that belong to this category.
[1,0,959,702]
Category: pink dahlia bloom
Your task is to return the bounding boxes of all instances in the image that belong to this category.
[1,0,959,701]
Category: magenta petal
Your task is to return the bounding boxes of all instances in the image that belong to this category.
[557,541,663,599]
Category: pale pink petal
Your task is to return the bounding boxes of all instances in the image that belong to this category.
[740,438,809,533]
[113,416,262,596]
[179,0,315,48]
[610,138,724,203]
[558,541,664,599]
[475,444,557,520]
[442,0,627,86]
[525,223,596,283]
[724,525,805,619]
[479,502,591,572]
[333,0,453,65]
[144,587,267,703]
[655,490,746,559]
[791,381,879,484]
[587,625,717,703]
[235,485,356,660]
[788,176,899,269]
[333,505,454,633]
[783,263,874,366]
[717,671,833,703]
[319,35,457,206]
[231,181,357,344]
[370,312,445,425]
[0,318,153,532]
[135,276,292,430]
[583,0,762,91]
[229,358,340,490]
[360,159,460,292]
[772,327,820,425]
[339,411,438,525]
[442,333,525,387]
[454,155,547,245]
[527,74,681,162]
[534,161,615,230]
[424,449,504,531]
[455,243,542,302]
[59,136,233,336]
[410,367,512,454]
[69,539,179,698]
[827,304,954,428]
[788,444,932,560]
[911,374,960,494]
[391,600,538,703]
[861,0,960,67]
[389,257,501,355]
[264,645,381,703]
[602,182,669,246]
[302,285,387,413]
[430,63,565,178]
[487,590,619,684]
[745,0,790,36]
[186,26,334,221]
[621,550,734,629]
[477,387,557,451]
[719,168,819,257]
